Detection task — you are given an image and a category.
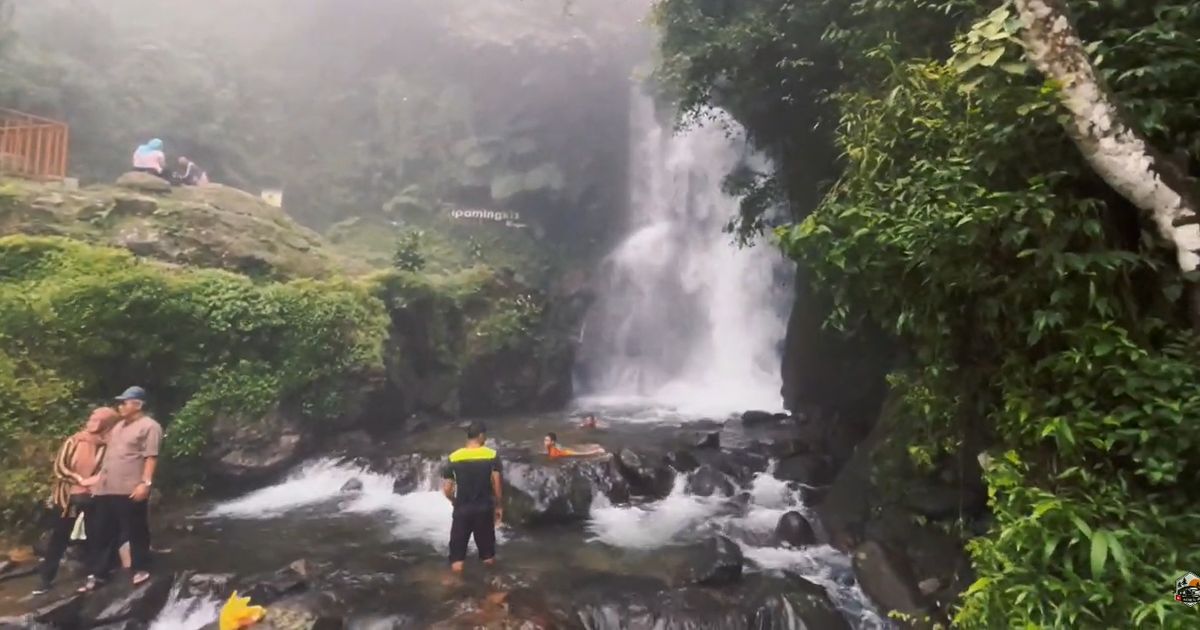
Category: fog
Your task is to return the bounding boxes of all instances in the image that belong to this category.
[2,0,653,234]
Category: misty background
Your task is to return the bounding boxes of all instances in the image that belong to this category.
[0,0,653,256]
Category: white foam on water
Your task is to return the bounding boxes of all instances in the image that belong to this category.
[587,476,724,549]
[207,457,504,552]
[149,584,220,630]
[206,458,391,518]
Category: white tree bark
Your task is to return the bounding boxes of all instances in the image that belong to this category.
[1016,0,1200,273]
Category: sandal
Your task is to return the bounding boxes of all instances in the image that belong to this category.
[77,575,98,593]
[131,571,150,586]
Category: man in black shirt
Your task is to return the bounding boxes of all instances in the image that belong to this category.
[441,421,503,573]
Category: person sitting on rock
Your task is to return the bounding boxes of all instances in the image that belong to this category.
[175,156,209,186]
[544,432,606,459]
[131,138,167,179]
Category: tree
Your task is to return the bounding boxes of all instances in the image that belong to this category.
[1016,0,1200,289]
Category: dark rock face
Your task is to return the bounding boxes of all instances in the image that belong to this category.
[339,478,364,493]
[715,450,770,484]
[239,560,311,606]
[774,511,817,548]
[503,459,627,525]
[774,454,835,486]
[204,406,309,487]
[740,410,782,427]
[79,574,174,627]
[684,465,736,497]
[694,431,721,450]
[664,449,700,473]
[386,454,440,495]
[853,540,928,621]
[747,573,850,630]
[614,449,674,497]
[689,535,744,587]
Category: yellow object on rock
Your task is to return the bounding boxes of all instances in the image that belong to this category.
[219,591,266,630]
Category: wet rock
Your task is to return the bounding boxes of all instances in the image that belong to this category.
[387,454,439,494]
[32,592,85,627]
[116,172,172,194]
[329,431,374,456]
[345,614,420,629]
[504,459,624,525]
[0,559,12,575]
[774,454,835,486]
[714,450,770,483]
[92,621,149,630]
[180,572,235,599]
[252,592,345,630]
[240,561,311,605]
[614,449,674,497]
[748,573,850,630]
[0,560,36,584]
[339,479,364,493]
[205,406,309,487]
[689,535,744,587]
[694,431,720,450]
[664,449,699,473]
[853,540,927,620]
[684,465,736,497]
[80,574,174,626]
[575,587,744,630]
[740,410,779,426]
[774,511,817,547]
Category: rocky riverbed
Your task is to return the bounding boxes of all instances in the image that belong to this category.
[0,409,892,629]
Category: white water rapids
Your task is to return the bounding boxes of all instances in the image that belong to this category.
[577,92,791,417]
[189,457,887,629]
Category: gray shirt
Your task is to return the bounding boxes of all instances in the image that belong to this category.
[95,415,161,496]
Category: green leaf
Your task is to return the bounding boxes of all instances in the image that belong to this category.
[1000,62,1028,75]
[1070,514,1092,538]
[980,46,1006,67]
[1089,530,1108,577]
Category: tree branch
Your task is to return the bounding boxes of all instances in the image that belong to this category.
[1016,0,1200,272]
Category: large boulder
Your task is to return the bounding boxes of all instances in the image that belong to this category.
[503,459,627,525]
[684,465,736,497]
[205,406,310,487]
[116,172,172,194]
[853,540,928,621]
[79,574,175,627]
[388,455,442,495]
[686,535,744,587]
[613,449,674,498]
[664,449,699,473]
[774,511,818,548]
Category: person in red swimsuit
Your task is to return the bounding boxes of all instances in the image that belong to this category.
[544,433,606,459]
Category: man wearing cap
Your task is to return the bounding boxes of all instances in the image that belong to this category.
[441,421,503,573]
[80,386,162,590]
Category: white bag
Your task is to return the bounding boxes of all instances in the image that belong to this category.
[70,512,87,541]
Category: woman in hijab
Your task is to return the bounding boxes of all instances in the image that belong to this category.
[131,138,167,178]
[32,407,117,595]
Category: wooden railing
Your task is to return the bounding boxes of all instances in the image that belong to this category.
[0,108,70,180]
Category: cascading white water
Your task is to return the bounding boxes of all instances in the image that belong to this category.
[578,90,791,417]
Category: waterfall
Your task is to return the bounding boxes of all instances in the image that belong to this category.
[578,90,791,416]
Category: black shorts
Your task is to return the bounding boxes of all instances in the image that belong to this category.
[449,509,496,563]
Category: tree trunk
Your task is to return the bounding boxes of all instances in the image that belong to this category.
[1015,0,1200,278]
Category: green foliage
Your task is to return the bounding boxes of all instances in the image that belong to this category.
[393,230,428,273]
[0,236,387,529]
[470,293,543,355]
[659,0,1200,626]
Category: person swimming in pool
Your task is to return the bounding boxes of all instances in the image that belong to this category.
[544,432,606,459]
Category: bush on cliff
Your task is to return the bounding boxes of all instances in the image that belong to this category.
[0,235,388,529]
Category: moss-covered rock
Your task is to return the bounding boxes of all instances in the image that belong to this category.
[0,178,364,279]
